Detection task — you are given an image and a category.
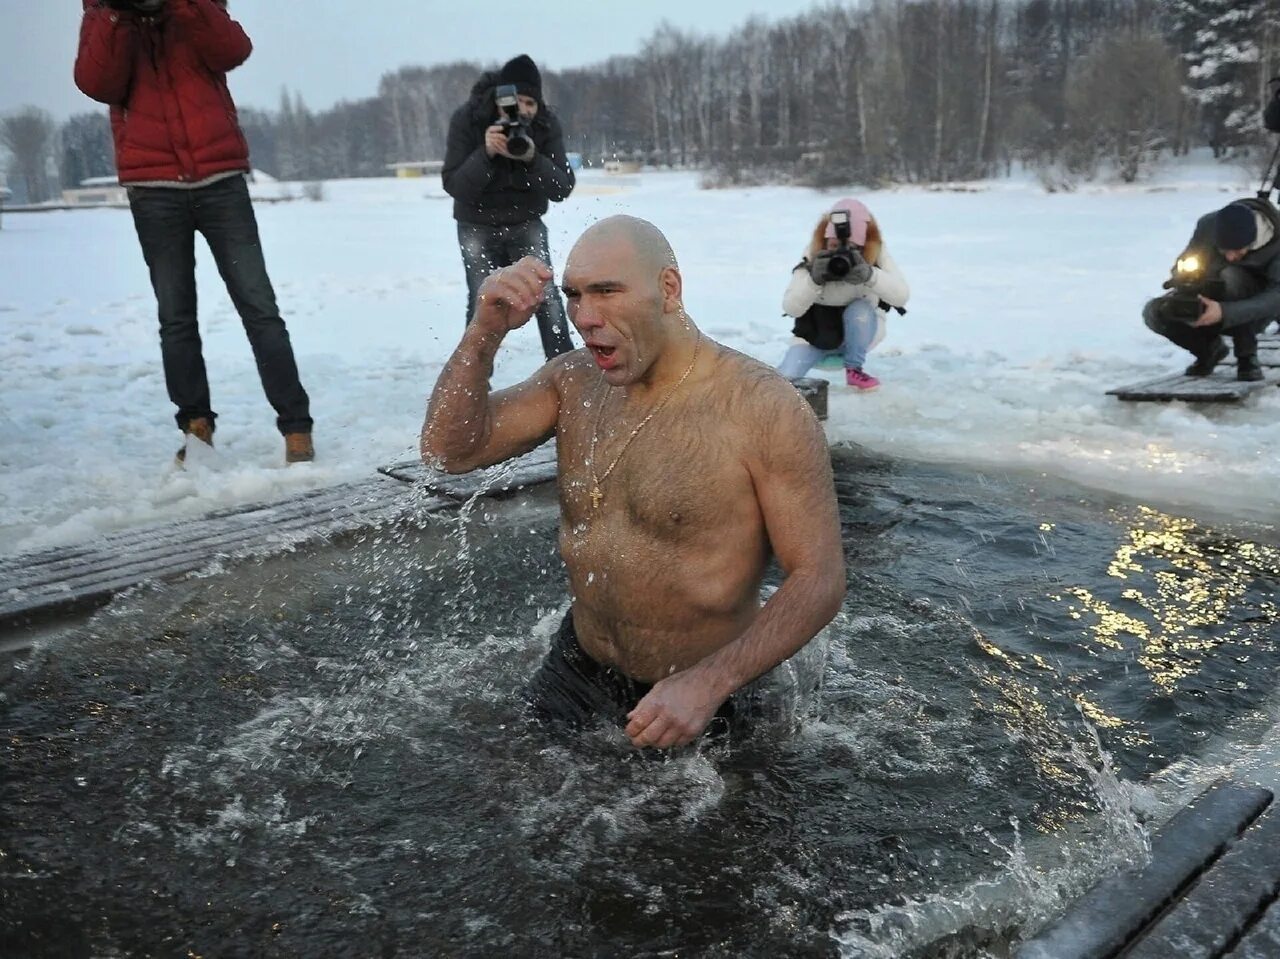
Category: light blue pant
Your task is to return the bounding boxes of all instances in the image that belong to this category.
[777,299,882,378]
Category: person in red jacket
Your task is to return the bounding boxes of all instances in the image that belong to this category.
[74,0,315,464]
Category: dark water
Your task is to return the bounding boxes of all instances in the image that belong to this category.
[2,445,1278,958]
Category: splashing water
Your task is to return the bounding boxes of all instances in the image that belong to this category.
[3,446,1278,957]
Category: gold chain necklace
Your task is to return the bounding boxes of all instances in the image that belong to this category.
[587,332,701,509]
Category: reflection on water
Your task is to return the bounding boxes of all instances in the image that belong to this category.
[1,446,1277,958]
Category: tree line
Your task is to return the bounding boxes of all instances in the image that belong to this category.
[4,0,1278,203]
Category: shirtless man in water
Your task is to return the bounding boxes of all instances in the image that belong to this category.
[421,215,845,749]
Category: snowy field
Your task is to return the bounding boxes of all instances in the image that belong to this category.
[2,158,1278,557]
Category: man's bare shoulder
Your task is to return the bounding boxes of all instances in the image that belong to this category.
[709,344,821,420]
[702,342,828,469]
[541,348,597,402]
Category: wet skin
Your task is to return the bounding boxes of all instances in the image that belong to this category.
[421,216,845,747]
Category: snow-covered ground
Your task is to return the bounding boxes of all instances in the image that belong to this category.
[2,157,1277,557]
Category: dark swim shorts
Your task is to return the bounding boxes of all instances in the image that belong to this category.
[522,609,748,736]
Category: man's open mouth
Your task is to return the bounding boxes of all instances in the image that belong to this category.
[588,344,618,369]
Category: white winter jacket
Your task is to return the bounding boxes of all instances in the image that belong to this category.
[782,245,910,318]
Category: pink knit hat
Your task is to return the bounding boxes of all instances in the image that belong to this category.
[823,197,871,245]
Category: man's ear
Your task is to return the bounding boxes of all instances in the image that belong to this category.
[659,265,683,313]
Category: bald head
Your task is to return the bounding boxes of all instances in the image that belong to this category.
[571,215,678,275]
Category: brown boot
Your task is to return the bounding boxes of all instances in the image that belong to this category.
[175,417,214,465]
[284,432,314,464]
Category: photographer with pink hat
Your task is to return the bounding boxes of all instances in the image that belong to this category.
[777,198,909,391]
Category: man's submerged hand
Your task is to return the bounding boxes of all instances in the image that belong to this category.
[625,669,730,749]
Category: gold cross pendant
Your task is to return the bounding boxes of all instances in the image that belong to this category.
[590,486,603,509]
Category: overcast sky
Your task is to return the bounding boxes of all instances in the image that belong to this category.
[4,1,827,121]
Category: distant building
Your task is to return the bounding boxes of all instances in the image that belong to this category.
[386,160,444,178]
[61,175,127,207]
[603,160,642,175]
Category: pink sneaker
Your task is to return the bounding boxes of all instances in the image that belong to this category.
[845,367,880,391]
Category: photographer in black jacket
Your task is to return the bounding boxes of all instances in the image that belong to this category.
[442,55,576,359]
[1143,198,1280,381]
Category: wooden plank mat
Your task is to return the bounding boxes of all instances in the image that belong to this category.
[1257,330,1280,368]
[378,441,559,496]
[1109,332,1280,401]
[1017,779,1275,959]
[0,479,421,630]
[0,445,560,632]
[1126,803,1280,958]
[1108,367,1280,403]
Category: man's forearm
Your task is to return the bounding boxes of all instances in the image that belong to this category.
[74,11,136,104]
[692,567,845,700]
[171,0,253,72]
[420,323,507,470]
[442,145,493,203]
[531,153,574,202]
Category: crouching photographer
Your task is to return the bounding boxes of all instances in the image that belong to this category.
[442,55,576,360]
[776,198,909,391]
[1143,199,1280,382]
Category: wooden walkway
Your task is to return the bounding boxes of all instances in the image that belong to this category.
[1109,333,1280,403]
[0,370,833,634]
[1017,778,1280,959]
[1,371,836,634]
[0,444,558,633]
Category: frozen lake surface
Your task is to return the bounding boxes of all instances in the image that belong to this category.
[2,159,1277,556]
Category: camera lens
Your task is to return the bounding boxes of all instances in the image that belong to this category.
[506,131,534,158]
[826,254,852,278]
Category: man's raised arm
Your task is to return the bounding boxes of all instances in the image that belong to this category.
[420,257,566,474]
[74,1,138,105]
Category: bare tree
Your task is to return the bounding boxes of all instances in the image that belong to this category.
[1,107,56,204]
[50,0,1245,191]
[1066,32,1183,182]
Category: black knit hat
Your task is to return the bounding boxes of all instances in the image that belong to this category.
[499,54,541,100]
[1214,203,1257,251]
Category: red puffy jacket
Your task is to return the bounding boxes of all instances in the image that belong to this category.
[73,0,252,184]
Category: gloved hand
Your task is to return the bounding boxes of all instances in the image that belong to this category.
[808,251,835,285]
[844,250,874,285]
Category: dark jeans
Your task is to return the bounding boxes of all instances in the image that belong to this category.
[128,175,313,435]
[456,218,575,359]
[1143,264,1270,363]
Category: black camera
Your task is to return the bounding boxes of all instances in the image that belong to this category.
[817,210,862,281]
[494,84,535,159]
[1160,247,1225,322]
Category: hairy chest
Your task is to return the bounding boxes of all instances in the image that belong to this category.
[558,398,753,546]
